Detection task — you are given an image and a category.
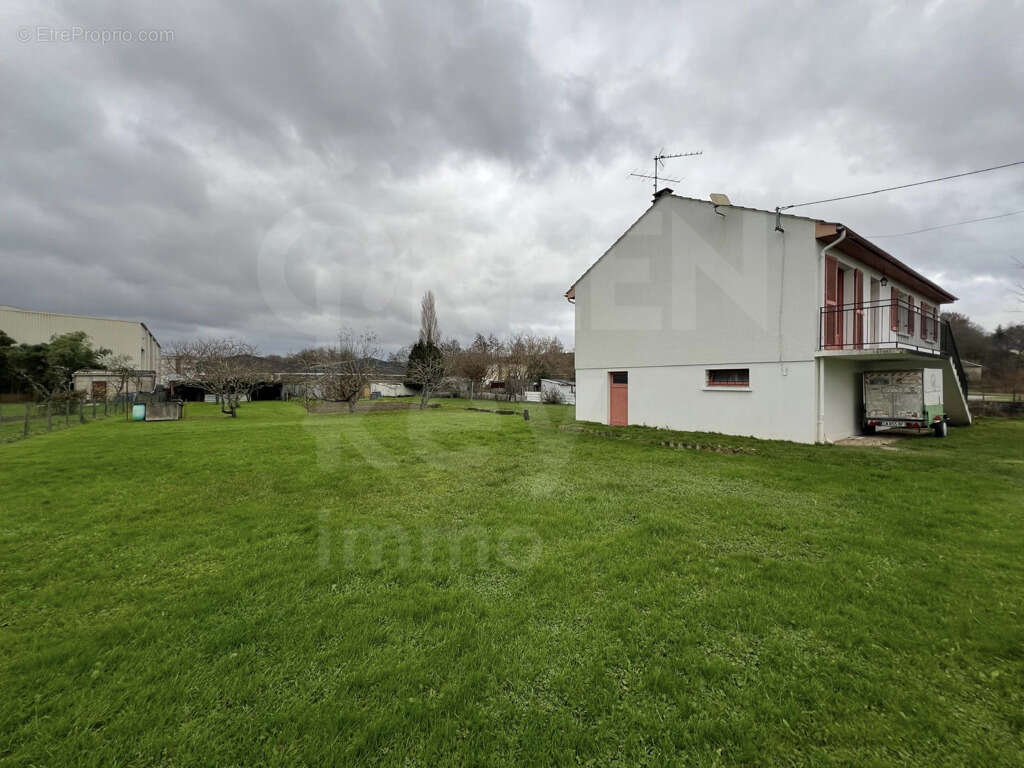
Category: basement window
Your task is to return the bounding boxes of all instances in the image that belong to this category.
[705,368,750,388]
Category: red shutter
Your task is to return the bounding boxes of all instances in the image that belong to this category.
[824,255,839,348]
[907,296,915,336]
[890,288,900,332]
[853,268,864,349]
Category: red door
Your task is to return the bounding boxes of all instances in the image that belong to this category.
[609,372,628,426]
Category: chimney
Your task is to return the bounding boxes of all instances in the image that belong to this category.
[652,187,674,202]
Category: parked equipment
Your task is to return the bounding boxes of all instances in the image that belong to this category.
[862,369,948,437]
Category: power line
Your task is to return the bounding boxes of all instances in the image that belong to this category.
[779,159,1024,212]
[868,208,1024,238]
[773,158,1024,232]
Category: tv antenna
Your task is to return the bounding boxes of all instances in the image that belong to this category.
[629,149,702,193]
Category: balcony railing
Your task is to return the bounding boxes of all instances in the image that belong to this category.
[818,300,968,397]
[818,300,943,353]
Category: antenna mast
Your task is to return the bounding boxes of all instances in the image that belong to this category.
[628,149,703,194]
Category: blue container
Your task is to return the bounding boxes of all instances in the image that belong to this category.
[132,404,147,421]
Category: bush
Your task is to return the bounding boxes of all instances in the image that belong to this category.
[541,387,564,405]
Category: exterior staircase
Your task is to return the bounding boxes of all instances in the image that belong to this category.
[941,323,972,425]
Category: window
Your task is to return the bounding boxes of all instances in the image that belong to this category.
[706,369,749,387]
[611,372,628,384]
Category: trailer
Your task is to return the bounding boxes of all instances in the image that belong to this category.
[862,369,948,437]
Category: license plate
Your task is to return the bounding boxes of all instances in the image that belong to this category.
[880,420,905,427]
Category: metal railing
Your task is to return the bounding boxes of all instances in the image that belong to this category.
[941,321,969,398]
[818,300,943,354]
[818,300,969,398]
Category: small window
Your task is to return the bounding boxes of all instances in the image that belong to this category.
[706,369,749,387]
[611,372,628,384]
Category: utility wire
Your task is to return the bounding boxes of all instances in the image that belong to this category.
[779,159,1024,211]
[868,209,1024,238]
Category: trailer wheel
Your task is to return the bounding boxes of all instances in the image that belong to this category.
[933,420,948,438]
[863,424,876,435]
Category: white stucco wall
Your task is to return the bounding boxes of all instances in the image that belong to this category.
[576,362,817,443]
[574,196,822,370]
[573,196,822,442]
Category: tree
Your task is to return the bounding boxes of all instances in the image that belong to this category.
[312,329,382,412]
[5,332,108,402]
[406,339,446,409]
[405,291,447,408]
[170,338,260,417]
[99,353,136,401]
[456,334,494,399]
[420,290,440,346]
[0,330,18,394]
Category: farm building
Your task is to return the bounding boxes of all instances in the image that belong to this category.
[73,369,159,400]
[0,305,161,371]
[566,190,971,443]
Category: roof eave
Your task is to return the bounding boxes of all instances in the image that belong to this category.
[816,222,957,304]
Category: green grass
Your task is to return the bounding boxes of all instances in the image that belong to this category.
[1,401,1022,766]
[0,400,127,443]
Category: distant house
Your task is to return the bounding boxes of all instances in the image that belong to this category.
[565,190,971,443]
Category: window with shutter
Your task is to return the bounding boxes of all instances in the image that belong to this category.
[890,288,901,332]
[907,296,915,336]
[824,255,840,348]
[853,268,864,349]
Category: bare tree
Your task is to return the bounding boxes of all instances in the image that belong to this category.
[407,346,447,409]
[456,334,493,399]
[170,338,260,417]
[420,290,440,346]
[314,329,382,412]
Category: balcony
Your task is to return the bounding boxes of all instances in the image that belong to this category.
[818,300,969,398]
[818,300,943,355]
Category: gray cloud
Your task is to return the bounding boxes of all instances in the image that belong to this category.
[1,0,1022,354]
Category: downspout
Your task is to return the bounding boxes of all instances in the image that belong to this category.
[816,226,847,442]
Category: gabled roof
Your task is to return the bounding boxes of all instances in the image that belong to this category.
[565,192,958,305]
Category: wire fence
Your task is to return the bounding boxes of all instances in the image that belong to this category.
[0,398,134,444]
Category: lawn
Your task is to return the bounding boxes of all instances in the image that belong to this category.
[1,401,1022,766]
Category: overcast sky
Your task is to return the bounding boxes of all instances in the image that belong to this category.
[2,0,1022,353]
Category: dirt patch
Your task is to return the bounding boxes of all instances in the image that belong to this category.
[832,430,944,449]
[306,402,439,415]
[465,407,519,415]
[559,424,758,455]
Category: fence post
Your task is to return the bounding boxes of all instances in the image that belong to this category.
[23,402,30,437]
[80,399,85,423]
[104,398,108,416]
[47,401,52,431]
[92,399,97,419]
[65,398,70,426]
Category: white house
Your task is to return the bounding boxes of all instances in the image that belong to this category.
[566,190,971,444]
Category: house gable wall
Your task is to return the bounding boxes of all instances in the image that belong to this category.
[574,196,821,371]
